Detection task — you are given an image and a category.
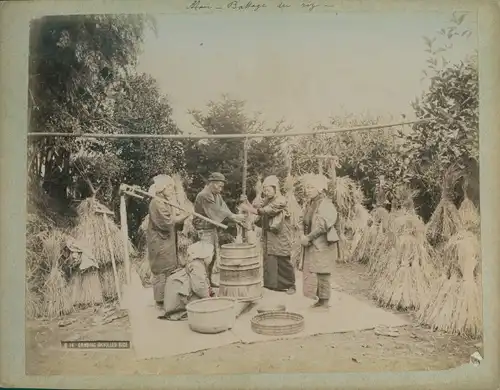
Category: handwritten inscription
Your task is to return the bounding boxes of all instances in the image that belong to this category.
[187,0,213,10]
[301,1,319,11]
[227,1,267,11]
[277,1,291,9]
[186,0,336,12]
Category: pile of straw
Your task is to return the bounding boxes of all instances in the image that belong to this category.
[418,229,482,338]
[372,231,435,311]
[351,206,390,265]
[426,170,463,247]
[418,229,482,337]
[327,175,366,262]
[72,197,134,304]
[459,180,480,233]
[73,197,135,267]
[38,230,74,319]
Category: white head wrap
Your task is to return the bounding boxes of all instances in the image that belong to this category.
[187,241,214,266]
[149,174,175,196]
[302,173,328,193]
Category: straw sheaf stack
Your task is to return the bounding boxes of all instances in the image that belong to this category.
[418,229,482,338]
[327,175,366,262]
[72,197,135,304]
[426,170,464,248]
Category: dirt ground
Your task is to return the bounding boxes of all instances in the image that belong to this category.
[26,262,482,375]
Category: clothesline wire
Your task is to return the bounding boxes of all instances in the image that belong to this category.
[26,119,425,141]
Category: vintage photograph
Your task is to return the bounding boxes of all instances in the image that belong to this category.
[25,9,481,376]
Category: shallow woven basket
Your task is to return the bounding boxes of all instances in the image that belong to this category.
[251,311,305,336]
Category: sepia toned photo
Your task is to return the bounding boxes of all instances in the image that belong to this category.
[1,1,498,388]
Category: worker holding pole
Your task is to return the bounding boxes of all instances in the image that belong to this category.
[193,172,246,287]
[146,174,190,310]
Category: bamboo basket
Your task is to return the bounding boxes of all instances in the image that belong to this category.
[251,311,305,336]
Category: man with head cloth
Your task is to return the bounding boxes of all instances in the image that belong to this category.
[193,172,245,286]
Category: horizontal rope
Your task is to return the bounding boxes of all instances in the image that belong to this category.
[26,119,426,140]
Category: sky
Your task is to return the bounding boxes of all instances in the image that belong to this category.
[136,11,477,134]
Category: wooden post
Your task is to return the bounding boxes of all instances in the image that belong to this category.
[102,213,122,304]
[120,195,131,284]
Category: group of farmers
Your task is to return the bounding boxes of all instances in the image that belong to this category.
[146,172,339,321]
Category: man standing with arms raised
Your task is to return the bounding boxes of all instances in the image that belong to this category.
[193,172,245,287]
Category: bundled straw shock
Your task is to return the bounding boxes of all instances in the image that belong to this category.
[372,232,434,311]
[459,179,480,233]
[426,169,463,247]
[73,197,135,267]
[40,230,73,319]
[418,229,482,338]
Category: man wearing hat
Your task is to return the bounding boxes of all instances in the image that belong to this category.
[193,172,245,286]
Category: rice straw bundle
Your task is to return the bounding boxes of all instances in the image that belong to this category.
[73,197,135,267]
[348,203,371,258]
[40,230,73,319]
[70,268,104,307]
[351,207,389,264]
[418,229,482,337]
[99,263,126,300]
[372,233,434,311]
[459,180,480,233]
[426,170,463,247]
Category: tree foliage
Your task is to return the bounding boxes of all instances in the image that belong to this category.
[185,96,289,211]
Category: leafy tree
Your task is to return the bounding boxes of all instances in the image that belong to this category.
[185,96,289,211]
[405,11,479,214]
[28,14,156,203]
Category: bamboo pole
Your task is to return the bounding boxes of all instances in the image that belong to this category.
[120,195,131,284]
[101,213,122,304]
[120,185,228,229]
[26,119,426,140]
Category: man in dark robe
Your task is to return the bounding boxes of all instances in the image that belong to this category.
[193,172,245,286]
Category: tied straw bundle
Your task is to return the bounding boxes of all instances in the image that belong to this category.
[372,232,435,311]
[371,189,436,311]
[426,168,463,248]
[327,175,366,262]
[418,229,482,338]
[459,179,480,233]
[352,177,389,265]
[72,197,134,303]
[40,230,74,319]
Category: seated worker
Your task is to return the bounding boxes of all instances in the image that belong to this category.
[158,241,215,321]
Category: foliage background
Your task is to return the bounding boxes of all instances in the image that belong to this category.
[27,12,479,243]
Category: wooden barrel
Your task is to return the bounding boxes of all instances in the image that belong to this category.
[218,243,262,302]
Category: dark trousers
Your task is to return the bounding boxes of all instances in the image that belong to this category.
[264,254,296,291]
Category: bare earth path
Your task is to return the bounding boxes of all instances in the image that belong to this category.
[26,263,481,375]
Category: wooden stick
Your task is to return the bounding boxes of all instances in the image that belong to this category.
[121,186,228,230]
[27,119,427,140]
[101,213,122,304]
[120,195,131,284]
